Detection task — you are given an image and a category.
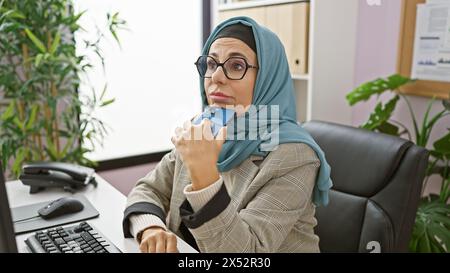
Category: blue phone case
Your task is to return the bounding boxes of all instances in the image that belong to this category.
[192,106,235,137]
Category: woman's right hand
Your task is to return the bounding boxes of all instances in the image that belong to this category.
[139,227,178,253]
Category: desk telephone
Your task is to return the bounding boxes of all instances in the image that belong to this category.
[19,162,97,194]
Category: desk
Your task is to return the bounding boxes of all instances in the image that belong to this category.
[6,174,197,253]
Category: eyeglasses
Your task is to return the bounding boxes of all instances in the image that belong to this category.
[194,55,258,80]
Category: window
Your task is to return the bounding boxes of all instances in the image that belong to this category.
[75,0,202,161]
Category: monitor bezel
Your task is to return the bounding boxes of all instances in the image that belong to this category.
[0,163,19,253]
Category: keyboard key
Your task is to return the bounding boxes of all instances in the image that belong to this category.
[43,243,53,248]
[82,247,92,253]
[93,246,103,252]
[54,238,65,246]
[81,232,93,242]
[91,242,100,249]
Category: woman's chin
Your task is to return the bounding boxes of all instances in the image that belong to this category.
[210,102,234,109]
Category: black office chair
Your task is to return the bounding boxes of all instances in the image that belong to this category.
[303,120,429,253]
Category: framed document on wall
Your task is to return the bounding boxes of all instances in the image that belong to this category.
[397,0,450,99]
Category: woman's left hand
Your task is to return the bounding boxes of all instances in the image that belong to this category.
[171,119,227,191]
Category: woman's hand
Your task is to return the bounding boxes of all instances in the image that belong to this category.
[139,227,178,253]
[171,119,227,191]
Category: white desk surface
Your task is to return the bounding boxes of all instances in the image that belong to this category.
[6,174,197,253]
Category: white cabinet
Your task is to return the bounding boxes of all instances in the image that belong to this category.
[218,2,309,75]
[213,0,358,126]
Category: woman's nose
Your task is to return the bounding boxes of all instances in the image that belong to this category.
[211,66,227,84]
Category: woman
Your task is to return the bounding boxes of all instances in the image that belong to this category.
[122,17,332,253]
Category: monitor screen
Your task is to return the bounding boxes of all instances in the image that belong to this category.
[0,162,18,253]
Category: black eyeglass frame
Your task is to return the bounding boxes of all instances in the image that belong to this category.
[194,55,259,80]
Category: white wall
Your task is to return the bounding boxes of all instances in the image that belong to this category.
[75,1,202,161]
[307,0,359,125]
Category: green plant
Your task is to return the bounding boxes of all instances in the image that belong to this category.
[0,0,126,178]
[346,74,450,253]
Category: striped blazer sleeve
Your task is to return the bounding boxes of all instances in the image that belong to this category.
[122,149,176,238]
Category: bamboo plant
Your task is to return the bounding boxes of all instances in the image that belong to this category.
[0,0,126,178]
[346,74,450,253]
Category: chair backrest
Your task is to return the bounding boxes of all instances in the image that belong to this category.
[303,121,429,253]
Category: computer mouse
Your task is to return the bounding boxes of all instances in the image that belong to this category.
[38,197,84,219]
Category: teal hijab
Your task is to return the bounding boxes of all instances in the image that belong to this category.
[199,17,332,206]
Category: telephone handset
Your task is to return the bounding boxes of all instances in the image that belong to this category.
[192,106,235,137]
[19,162,97,194]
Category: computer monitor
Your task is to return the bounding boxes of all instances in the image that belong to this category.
[0,162,18,253]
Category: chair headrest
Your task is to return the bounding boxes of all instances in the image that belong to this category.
[304,121,412,197]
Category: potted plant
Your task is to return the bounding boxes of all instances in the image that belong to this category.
[0,0,126,178]
[346,74,450,253]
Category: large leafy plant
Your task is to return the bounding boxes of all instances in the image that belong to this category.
[0,0,126,178]
[346,74,450,253]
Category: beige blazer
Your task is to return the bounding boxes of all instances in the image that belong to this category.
[123,143,321,253]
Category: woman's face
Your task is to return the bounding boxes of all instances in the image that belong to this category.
[204,37,258,110]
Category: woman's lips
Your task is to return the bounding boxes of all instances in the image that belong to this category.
[209,92,233,104]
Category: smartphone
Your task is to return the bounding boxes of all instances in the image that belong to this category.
[192,106,235,137]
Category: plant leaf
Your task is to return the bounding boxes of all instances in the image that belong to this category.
[433,131,450,159]
[25,104,39,130]
[9,10,25,19]
[60,136,74,157]
[34,53,43,67]
[377,121,399,136]
[0,9,25,20]
[361,95,400,131]
[49,30,61,55]
[412,199,450,252]
[346,74,411,106]
[12,117,24,131]
[100,98,115,107]
[24,28,47,53]
[1,101,14,121]
[45,137,58,161]
[429,223,450,251]
[417,232,431,253]
[12,147,26,178]
[443,97,450,111]
[99,84,107,101]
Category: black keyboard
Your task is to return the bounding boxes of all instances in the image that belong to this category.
[25,222,121,253]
